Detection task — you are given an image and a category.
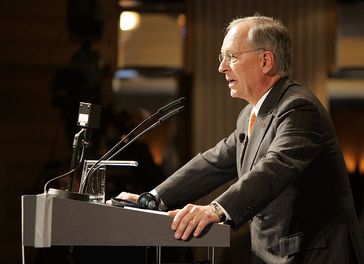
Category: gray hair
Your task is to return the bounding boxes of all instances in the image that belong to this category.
[227,15,291,77]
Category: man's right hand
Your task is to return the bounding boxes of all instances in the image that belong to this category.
[106,192,139,205]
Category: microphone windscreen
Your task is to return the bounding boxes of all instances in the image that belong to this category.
[239,133,246,143]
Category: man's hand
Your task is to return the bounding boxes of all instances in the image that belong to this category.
[167,204,220,240]
[106,192,139,205]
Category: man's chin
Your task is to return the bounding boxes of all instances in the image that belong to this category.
[229,90,246,101]
[229,89,238,98]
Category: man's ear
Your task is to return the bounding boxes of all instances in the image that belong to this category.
[261,51,274,74]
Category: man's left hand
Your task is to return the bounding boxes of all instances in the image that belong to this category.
[167,204,220,240]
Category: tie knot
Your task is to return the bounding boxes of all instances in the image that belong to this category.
[248,112,256,137]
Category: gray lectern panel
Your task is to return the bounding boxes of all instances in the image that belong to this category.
[22,194,230,248]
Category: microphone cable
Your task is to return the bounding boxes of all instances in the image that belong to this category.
[43,143,86,193]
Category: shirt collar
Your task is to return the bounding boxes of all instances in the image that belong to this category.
[252,88,272,116]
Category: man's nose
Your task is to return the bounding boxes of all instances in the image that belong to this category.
[218,59,229,73]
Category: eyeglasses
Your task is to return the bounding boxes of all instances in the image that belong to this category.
[218,48,265,64]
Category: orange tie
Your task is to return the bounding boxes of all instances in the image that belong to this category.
[248,112,256,137]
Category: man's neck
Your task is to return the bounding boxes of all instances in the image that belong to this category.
[251,75,281,105]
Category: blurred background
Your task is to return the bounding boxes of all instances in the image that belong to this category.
[1,0,364,263]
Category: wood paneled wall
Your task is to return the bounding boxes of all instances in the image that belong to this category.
[187,0,336,154]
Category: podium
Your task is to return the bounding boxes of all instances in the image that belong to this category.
[21,194,230,263]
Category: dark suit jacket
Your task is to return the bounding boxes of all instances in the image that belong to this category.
[156,78,364,263]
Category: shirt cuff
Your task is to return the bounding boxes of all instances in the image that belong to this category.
[150,189,168,211]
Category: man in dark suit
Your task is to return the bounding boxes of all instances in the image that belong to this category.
[117,15,364,263]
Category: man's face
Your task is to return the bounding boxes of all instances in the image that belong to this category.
[218,23,263,103]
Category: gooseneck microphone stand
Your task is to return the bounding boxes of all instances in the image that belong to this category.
[47,127,91,201]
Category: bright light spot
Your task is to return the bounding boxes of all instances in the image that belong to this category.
[119,11,140,31]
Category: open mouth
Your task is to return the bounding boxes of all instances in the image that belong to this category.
[227,79,236,86]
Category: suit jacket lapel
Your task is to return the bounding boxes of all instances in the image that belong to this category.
[241,114,274,173]
[238,107,252,173]
[240,78,295,175]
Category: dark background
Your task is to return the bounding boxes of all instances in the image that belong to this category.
[1,0,364,263]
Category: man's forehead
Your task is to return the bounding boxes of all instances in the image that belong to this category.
[221,24,249,51]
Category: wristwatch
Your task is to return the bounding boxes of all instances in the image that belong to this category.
[210,202,226,222]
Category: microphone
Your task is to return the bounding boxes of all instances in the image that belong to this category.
[67,102,101,191]
[97,97,186,163]
[45,102,101,202]
[79,103,185,193]
[157,97,185,113]
[106,106,185,161]
[239,133,246,143]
